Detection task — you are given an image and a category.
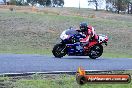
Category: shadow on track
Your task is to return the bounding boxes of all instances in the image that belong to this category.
[52,56,105,60]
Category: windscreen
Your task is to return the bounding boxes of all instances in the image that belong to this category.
[65,29,79,36]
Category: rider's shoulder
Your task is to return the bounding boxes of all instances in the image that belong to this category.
[88,25,93,29]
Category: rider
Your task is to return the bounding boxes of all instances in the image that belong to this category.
[76,22,98,48]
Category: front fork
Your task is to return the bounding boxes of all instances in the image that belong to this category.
[60,45,66,53]
[59,42,67,54]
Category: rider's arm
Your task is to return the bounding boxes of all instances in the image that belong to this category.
[80,35,91,43]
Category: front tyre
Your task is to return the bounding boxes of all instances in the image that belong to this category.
[89,45,103,59]
[52,44,66,58]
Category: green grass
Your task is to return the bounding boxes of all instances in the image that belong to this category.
[0,8,132,58]
[0,72,132,88]
[0,49,51,55]
[102,52,132,58]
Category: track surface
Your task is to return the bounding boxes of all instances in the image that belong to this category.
[0,54,132,73]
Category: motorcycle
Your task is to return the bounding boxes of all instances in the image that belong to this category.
[52,28,108,59]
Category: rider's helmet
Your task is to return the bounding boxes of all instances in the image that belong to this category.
[79,22,88,32]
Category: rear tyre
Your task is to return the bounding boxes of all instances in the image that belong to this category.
[52,44,66,58]
[89,45,103,59]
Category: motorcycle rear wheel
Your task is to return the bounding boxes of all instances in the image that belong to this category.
[89,45,103,59]
[52,44,66,58]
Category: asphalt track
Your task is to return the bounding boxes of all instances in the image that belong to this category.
[0,54,132,73]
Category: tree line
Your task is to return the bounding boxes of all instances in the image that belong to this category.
[2,0,132,14]
[3,0,64,7]
[106,0,132,14]
[88,0,132,14]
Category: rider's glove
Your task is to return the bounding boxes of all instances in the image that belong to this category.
[80,41,89,46]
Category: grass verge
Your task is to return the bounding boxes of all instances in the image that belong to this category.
[0,71,132,88]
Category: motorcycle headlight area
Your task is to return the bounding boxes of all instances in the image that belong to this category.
[60,33,69,40]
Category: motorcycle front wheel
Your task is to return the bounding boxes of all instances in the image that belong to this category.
[52,44,66,58]
[89,45,103,59]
